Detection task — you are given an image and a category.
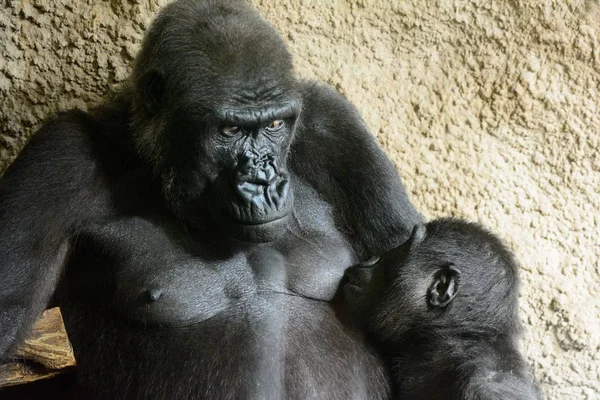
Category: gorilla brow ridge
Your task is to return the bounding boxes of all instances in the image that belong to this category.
[218,101,301,125]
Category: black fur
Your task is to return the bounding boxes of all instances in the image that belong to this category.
[0,0,422,398]
[344,218,541,400]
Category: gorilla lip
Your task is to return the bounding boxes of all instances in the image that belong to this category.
[231,214,288,226]
[344,269,365,288]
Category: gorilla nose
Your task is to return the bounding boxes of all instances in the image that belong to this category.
[238,150,279,184]
[245,164,277,186]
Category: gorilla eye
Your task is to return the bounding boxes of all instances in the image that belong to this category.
[221,126,241,136]
[267,120,285,131]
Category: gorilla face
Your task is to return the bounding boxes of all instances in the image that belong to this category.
[201,102,299,242]
[128,0,301,242]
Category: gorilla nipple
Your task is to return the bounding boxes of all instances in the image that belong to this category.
[145,288,163,303]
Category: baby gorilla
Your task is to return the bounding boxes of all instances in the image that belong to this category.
[343,218,541,400]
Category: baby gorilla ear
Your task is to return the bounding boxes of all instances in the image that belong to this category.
[408,223,426,250]
[428,264,461,308]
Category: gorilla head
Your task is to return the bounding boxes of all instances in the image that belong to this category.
[128,0,301,242]
[344,218,521,342]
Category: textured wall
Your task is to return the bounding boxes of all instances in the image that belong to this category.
[1,1,599,398]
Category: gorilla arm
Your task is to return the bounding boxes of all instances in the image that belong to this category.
[0,111,112,360]
[291,82,422,259]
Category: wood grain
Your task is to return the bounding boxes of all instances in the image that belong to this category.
[0,308,76,388]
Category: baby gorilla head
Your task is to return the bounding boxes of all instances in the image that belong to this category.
[343,218,521,342]
[343,218,540,399]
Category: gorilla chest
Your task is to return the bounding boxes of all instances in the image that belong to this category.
[65,212,356,327]
[60,219,385,400]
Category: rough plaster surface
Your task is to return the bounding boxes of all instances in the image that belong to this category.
[1,1,599,398]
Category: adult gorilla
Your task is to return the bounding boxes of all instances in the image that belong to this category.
[0,1,421,398]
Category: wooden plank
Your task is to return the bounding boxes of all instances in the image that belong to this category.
[0,307,76,388]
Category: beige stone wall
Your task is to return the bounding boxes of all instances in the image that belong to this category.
[1,1,599,398]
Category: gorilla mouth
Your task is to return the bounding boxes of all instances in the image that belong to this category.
[219,182,293,243]
[226,177,294,227]
[343,258,381,289]
[343,270,364,290]
[206,158,294,242]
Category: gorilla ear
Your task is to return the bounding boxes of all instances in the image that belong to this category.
[408,223,426,250]
[428,264,461,308]
[142,71,165,113]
